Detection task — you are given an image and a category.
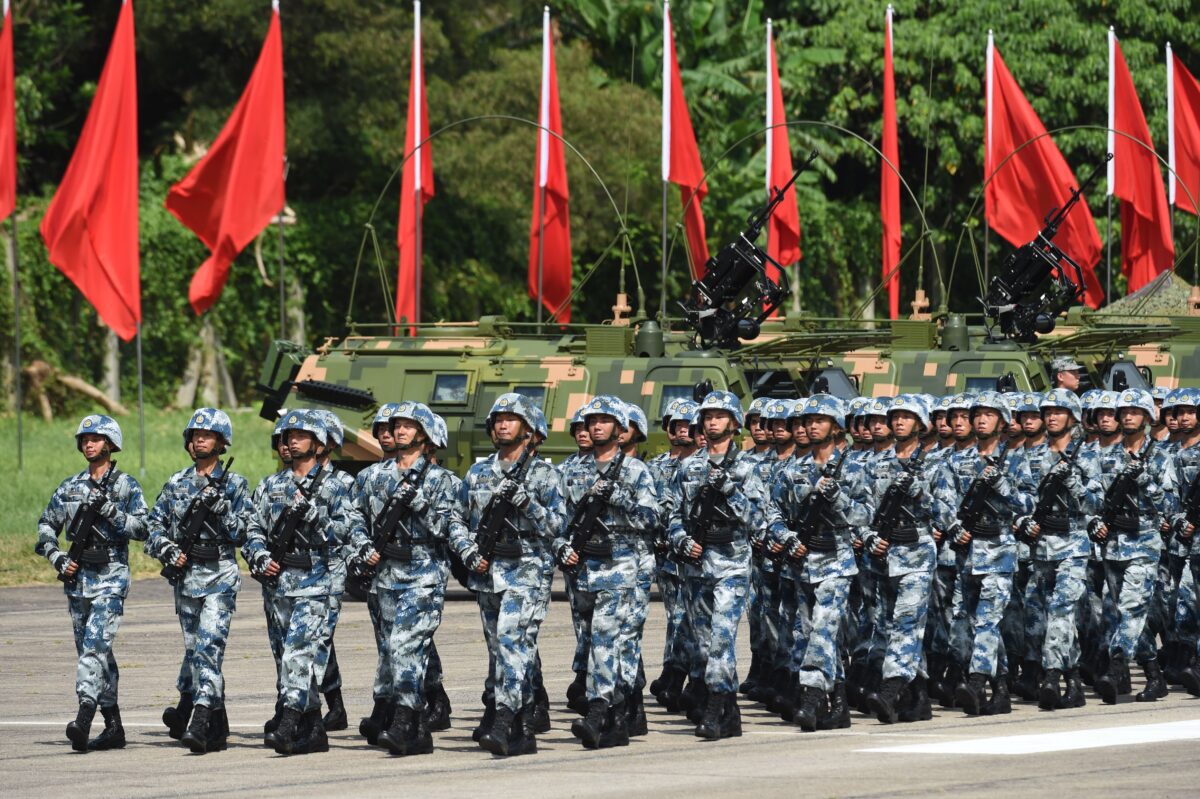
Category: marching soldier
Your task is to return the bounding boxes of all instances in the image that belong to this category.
[145,409,249,753]
[36,414,148,752]
[1170,388,1200,693]
[744,397,771,457]
[564,406,593,467]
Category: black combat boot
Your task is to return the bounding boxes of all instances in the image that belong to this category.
[845,658,869,709]
[359,697,391,744]
[695,692,724,741]
[1014,660,1042,702]
[1039,669,1063,711]
[505,705,537,756]
[294,709,329,754]
[777,672,801,722]
[66,699,97,753]
[984,675,1011,715]
[766,669,792,715]
[925,656,946,704]
[263,697,284,746]
[794,686,824,732]
[856,668,882,716]
[1135,659,1169,702]
[321,688,348,732]
[1180,660,1200,696]
[378,705,415,755]
[425,683,453,732]
[1096,650,1126,705]
[271,707,303,755]
[206,707,229,752]
[601,700,630,748]
[410,706,434,755]
[572,699,608,749]
[1062,668,1087,708]
[939,663,963,709]
[658,668,687,710]
[820,682,853,729]
[721,693,743,738]
[472,692,495,743]
[626,690,647,737]
[898,676,932,723]
[566,671,589,715]
[529,684,550,734]
[163,692,194,740]
[747,665,777,703]
[956,673,988,716]
[480,705,515,756]
[685,680,710,724]
[181,705,211,754]
[1119,654,1133,695]
[867,677,905,725]
[739,652,762,696]
[88,704,126,751]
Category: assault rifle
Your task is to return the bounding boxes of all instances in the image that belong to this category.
[253,467,330,589]
[58,462,118,587]
[561,452,626,573]
[870,446,925,552]
[790,447,851,551]
[474,445,539,563]
[1181,468,1200,533]
[1094,441,1155,547]
[954,443,1010,550]
[350,457,433,582]
[682,450,738,564]
[1021,443,1081,544]
[160,457,235,585]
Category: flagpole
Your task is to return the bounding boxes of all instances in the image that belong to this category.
[660,1,671,321]
[10,214,21,470]
[660,180,668,320]
[136,322,145,477]
[414,186,422,324]
[537,184,545,330]
[536,5,549,331]
[1167,42,1175,247]
[1107,26,1116,299]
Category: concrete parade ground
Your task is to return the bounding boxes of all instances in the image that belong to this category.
[3,577,1200,798]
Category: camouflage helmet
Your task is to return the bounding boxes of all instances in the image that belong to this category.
[311,409,344,448]
[1016,393,1042,415]
[865,396,893,419]
[1003,392,1024,417]
[674,400,700,427]
[746,397,770,420]
[798,393,846,429]
[661,397,685,431]
[931,394,954,416]
[697,390,745,428]
[390,401,439,443]
[762,398,793,422]
[527,402,550,441]
[487,392,542,433]
[426,411,449,449]
[624,402,649,443]
[278,408,327,446]
[888,393,931,430]
[1039,388,1083,423]
[183,407,233,451]
[1117,388,1157,423]
[945,393,974,413]
[76,414,123,453]
[1049,355,1085,375]
[848,396,872,419]
[271,408,291,448]
[581,395,630,429]
[1094,390,1120,415]
[1151,386,1171,403]
[569,404,589,434]
[1166,387,1200,410]
[788,397,811,421]
[372,402,402,436]
[971,390,1012,424]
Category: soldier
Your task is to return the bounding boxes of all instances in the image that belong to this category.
[145,409,249,753]
[1151,386,1172,442]
[744,397,771,457]
[1015,390,1100,709]
[863,394,946,723]
[351,402,456,756]
[867,398,893,454]
[448,393,564,757]
[930,396,956,454]
[849,398,874,454]
[1003,393,1026,448]
[934,391,1034,716]
[1005,393,1041,700]
[273,409,293,466]
[418,410,456,733]
[243,410,365,755]
[668,390,769,739]
[564,406,593,467]
[948,392,977,452]
[1018,393,1047,448]
[1171,389,1200,693]
[1049,356,1086,393]
[770,394,871,731]
[556,396,657,747]
[1089,389,1178,703]
[36,414,148,752]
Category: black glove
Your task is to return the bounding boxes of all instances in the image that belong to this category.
[396,481,419,506]
[706,470,728,492]
[981,465,1001,485]
[589,478,615,500]
[894,472,916,494]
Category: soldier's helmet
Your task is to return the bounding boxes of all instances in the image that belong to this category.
[76,414,123,453]
[788,397,811,421]
[1002,392,1024,418]
[945,393,974,413]
[527,403,550,442]
[569,404,589,434]
[1167,387,1200,410]
[866,396,893,419]
[625,403,649,443]
[746,397,770,421]
[888,393,930,431]
[183,407,233,452]
[1151,386,1171,403]
[1040,388,1083,423]
[661,397,688,431]
[763,398,793,423]
[848,396,872,421]
[427,411,449,449]
[372,403,402,437]
[278,409,327,446]
[1095,390,1120,414]
[271,408,291,448]
[1117,388,1157,422]
[581,395,630,429]
[311,409,344,449]
[971,390,1012,424]
[697,390,745,428]
[390,401,439,444]
[1016,393,1041,415]
[486,392,541,433]
[799,393,847,429]
[674,400,700,429]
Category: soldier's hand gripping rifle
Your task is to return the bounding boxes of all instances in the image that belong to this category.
[351,457,433,580]
[786,447,851,559]
[474,445,539,563]
[982,154,1112,342]
[1180,468,1200,536]
[682,451,738,565]
[680,150,818,350]
[160,457,235,585]
[869,446,925,554]
[954,443,1010,550]
[253,467,330,589]
[1020,443,1081,545]
[560,452,627,573]
[1092,441,1155,549]
[58,462,118,587]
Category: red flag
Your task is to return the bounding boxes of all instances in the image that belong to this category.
[528,7,571,324]
[985,32,1103,308]
[40,0,139,341]
[396,0,434,327]
[165,2,285,315]
[765,19,799,284]
[1169,45,1200,216]
[0,0,16,222]
[881,5,901,319]
[1110,29,1174,292]
[663,1,708,278]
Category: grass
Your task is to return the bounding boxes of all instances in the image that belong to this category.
[0,407,279,587]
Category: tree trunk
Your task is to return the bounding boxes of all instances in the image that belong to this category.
[173,343,202,410]
[103,328,120,405]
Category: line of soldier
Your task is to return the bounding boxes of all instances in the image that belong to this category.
[36,375,1200,756]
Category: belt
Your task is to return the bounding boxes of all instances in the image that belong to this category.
[1038,515,1070,535]
[803,531,837,553]
[888,527,920,544]
[77,546,121,566]
[381,541,445,562]
[701,527,738,546]
[1110,515,1140,534]
[281,547,328,569]
[189,543,234,563]
[972,521,1003,539]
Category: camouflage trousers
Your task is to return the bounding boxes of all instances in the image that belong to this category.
[478,584,546,712]
[795,576,850,692]
[618,541,655,693]
[266,593,333,712]
[367,591,391,699]
[1077,558,1109,669]
[564,578,589,674]
[657,569,691,670]
[955,571,1013,677]
[684,571,713,679]
[378,583,445,710]
[173,590,236,708]
[1001,561,1030,670]
[1166,554,1200,652]
[262,586,285,693]
[316,592,343,693]
[692,543,750,693]
[1105,558,1159,662]
[67,594,123,706]
[923,564,958,661]
[749,558,783,664]
[774,570,800,673]
[1025,557,1086,671]
[879,568,934,681]
[851,560,881,663]
[573,583,636,703]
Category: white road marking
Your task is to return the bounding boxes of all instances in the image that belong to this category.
[0,720,264,728]
[858,719,1200,755]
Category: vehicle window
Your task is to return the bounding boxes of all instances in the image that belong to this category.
[431,373,469,404]
[512,386,546,409]
[659,385,692,418]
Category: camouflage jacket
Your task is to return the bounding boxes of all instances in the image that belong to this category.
[1171,439,1200,556]
[647,451,687,576]
[667,446,768,576]
[863,446,951,577]
[932,444,1034,575]
[36,465,148,599]
[1016,441,1100,561]
[559,451,658,592]
[352,454,458,589]
[448,450,565,593]
[1091,439,1178,561]
[242,462,365,598]
[145,463,250,598]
